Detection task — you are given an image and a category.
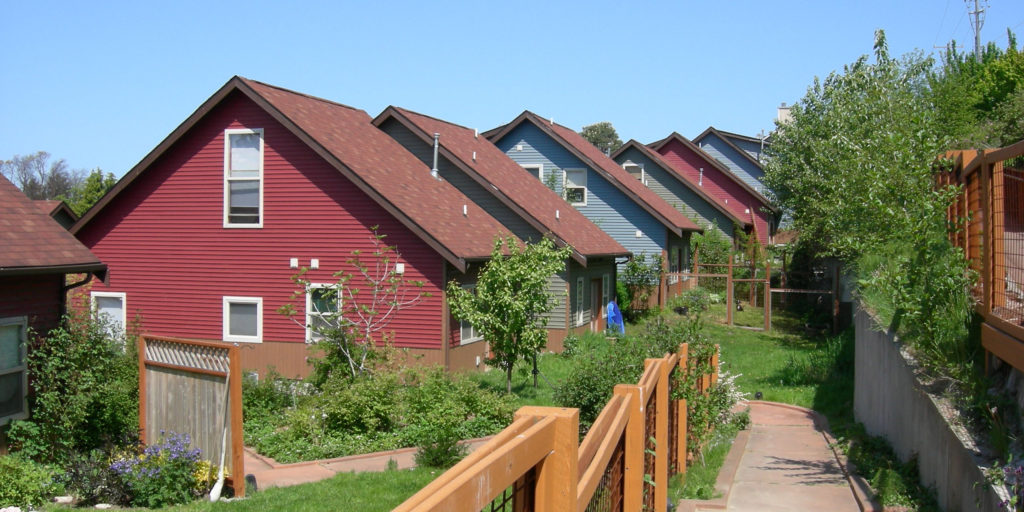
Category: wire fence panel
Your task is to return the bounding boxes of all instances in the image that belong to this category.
[583,437,625,512]
[487,469,536,512]
[994,155,1024,325]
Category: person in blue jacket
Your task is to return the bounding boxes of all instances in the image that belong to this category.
[606,300,625,335]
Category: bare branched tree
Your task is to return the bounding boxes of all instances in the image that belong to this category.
[1,151,86,200]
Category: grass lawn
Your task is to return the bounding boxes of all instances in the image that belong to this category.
[467,347,575,408]
[153,468,439,512]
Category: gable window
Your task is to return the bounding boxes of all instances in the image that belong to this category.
[224,128,264,227]
[576,277,585,326]
[459,285,483,345]
[521,164,543,181]
[623,162,647,185]
[306,284,339,343]
[223,296,262,343]
[564,169,587,206]
[92,291,126,337]
[0,317,28,423]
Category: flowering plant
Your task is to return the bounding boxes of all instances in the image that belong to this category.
[110,431,209,508]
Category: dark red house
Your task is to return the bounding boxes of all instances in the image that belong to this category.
[1,175,106,424]
[72,77,513,377]
[647,133,779,245]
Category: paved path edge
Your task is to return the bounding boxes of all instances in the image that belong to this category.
[675,401,882,512]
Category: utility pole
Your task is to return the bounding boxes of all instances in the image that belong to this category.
[967,0,987,63]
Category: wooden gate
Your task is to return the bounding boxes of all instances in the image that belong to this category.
[138,336,244,497]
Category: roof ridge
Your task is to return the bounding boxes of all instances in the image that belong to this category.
[239,76,367,115]
[393,106,475,132]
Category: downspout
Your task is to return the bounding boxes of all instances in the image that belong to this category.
[431,133,440,180]
[61,271,103,319]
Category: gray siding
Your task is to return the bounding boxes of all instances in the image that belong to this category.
[493,122,669,274]
[614,147,735,241]
[697,133,767,196]
[379,119,540,242]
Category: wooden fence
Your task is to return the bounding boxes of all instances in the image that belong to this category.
[395,342,719,511]
[138,336,244,497]
[939,141,1024,373]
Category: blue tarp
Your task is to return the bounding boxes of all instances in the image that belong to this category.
[606,301,625,334]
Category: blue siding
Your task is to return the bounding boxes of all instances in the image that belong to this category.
[614,147,736,240]
[494,123,669,270]
[697,134,767,196]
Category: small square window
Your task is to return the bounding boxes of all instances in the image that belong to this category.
[564,169,587,206]
[223,297,262,343]
[459,285,482,345]
[521,164,543,181]
[92,291,126,337]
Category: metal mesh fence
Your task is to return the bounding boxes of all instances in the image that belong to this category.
[584,436,625,512]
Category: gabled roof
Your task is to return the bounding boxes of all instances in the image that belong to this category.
[34,200,75,219]
[73,76,514,272]
[692,126,769,173]
[2,176,105,277]
[648,132,778,213]
[611,140,750,227]
[373,107,630,265]
[485,111,701,235]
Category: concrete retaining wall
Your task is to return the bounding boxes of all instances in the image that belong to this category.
[854,306,1003,511]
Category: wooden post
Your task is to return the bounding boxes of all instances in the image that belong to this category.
[981,150,993,314]
[656,360,669,512]
[710,345,720,387]
[692,247,700,289]
[726,256,734,326]
[677,398,688,473]
[832,265,840,335]
[137,335,148,445]
[514,407,578,512]
[764,258,772,332]
[993,156,1006,310]
[229,344,245,498]
[615,384,645,512]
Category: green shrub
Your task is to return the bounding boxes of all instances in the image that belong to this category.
[249,367,515,464]
[0,454,59,508]
[242,370,296,422]
[668,287,712,316]
[413,422,468,469]
[8,311,138,464]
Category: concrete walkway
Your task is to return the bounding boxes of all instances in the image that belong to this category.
[680,401,876,512]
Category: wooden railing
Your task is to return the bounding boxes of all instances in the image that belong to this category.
[396,343,720,512]
[940,140,1024,372]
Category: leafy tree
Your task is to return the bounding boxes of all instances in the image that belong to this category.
[764,30,947,262]
[279,229,431,385]
[1,151,85,200]
[931,30,1024,147]
[63,168,117,216]
[579,121,623,154]
[690,221,733,266]
[618,252,664,319]
[446,236,571,393]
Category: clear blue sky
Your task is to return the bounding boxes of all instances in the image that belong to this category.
[3,0,1023,178]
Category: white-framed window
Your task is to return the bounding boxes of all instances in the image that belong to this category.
[521,164,543,181]
[306,284,339,343]
[459,285,483,345]
[601,274,611,318]
[224,128,264,228]
[623,161,647,185]
[223,296,262,343]
[0,316,28,424]
[576,277,585,326]
[564,168,587,206]
[91,291,126,337]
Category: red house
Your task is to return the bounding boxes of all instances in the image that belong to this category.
[1,175,106,424]
[647,133,779,245]
[72,77,514,377]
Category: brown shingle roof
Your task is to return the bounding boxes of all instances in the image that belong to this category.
[375,107,630,264]
[1,175,105,276]
[488,112,701,235]
[74,77,514,272]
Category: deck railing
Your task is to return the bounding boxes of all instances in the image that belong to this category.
[396,343,720,512]
[940,140,1024,372]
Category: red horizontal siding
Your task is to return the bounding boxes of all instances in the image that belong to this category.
[77,92,445,351]
[0,274,63,337]
[657,140,772,245]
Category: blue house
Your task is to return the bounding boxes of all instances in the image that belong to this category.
[693,127,773,201]
[485,111,701,295]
